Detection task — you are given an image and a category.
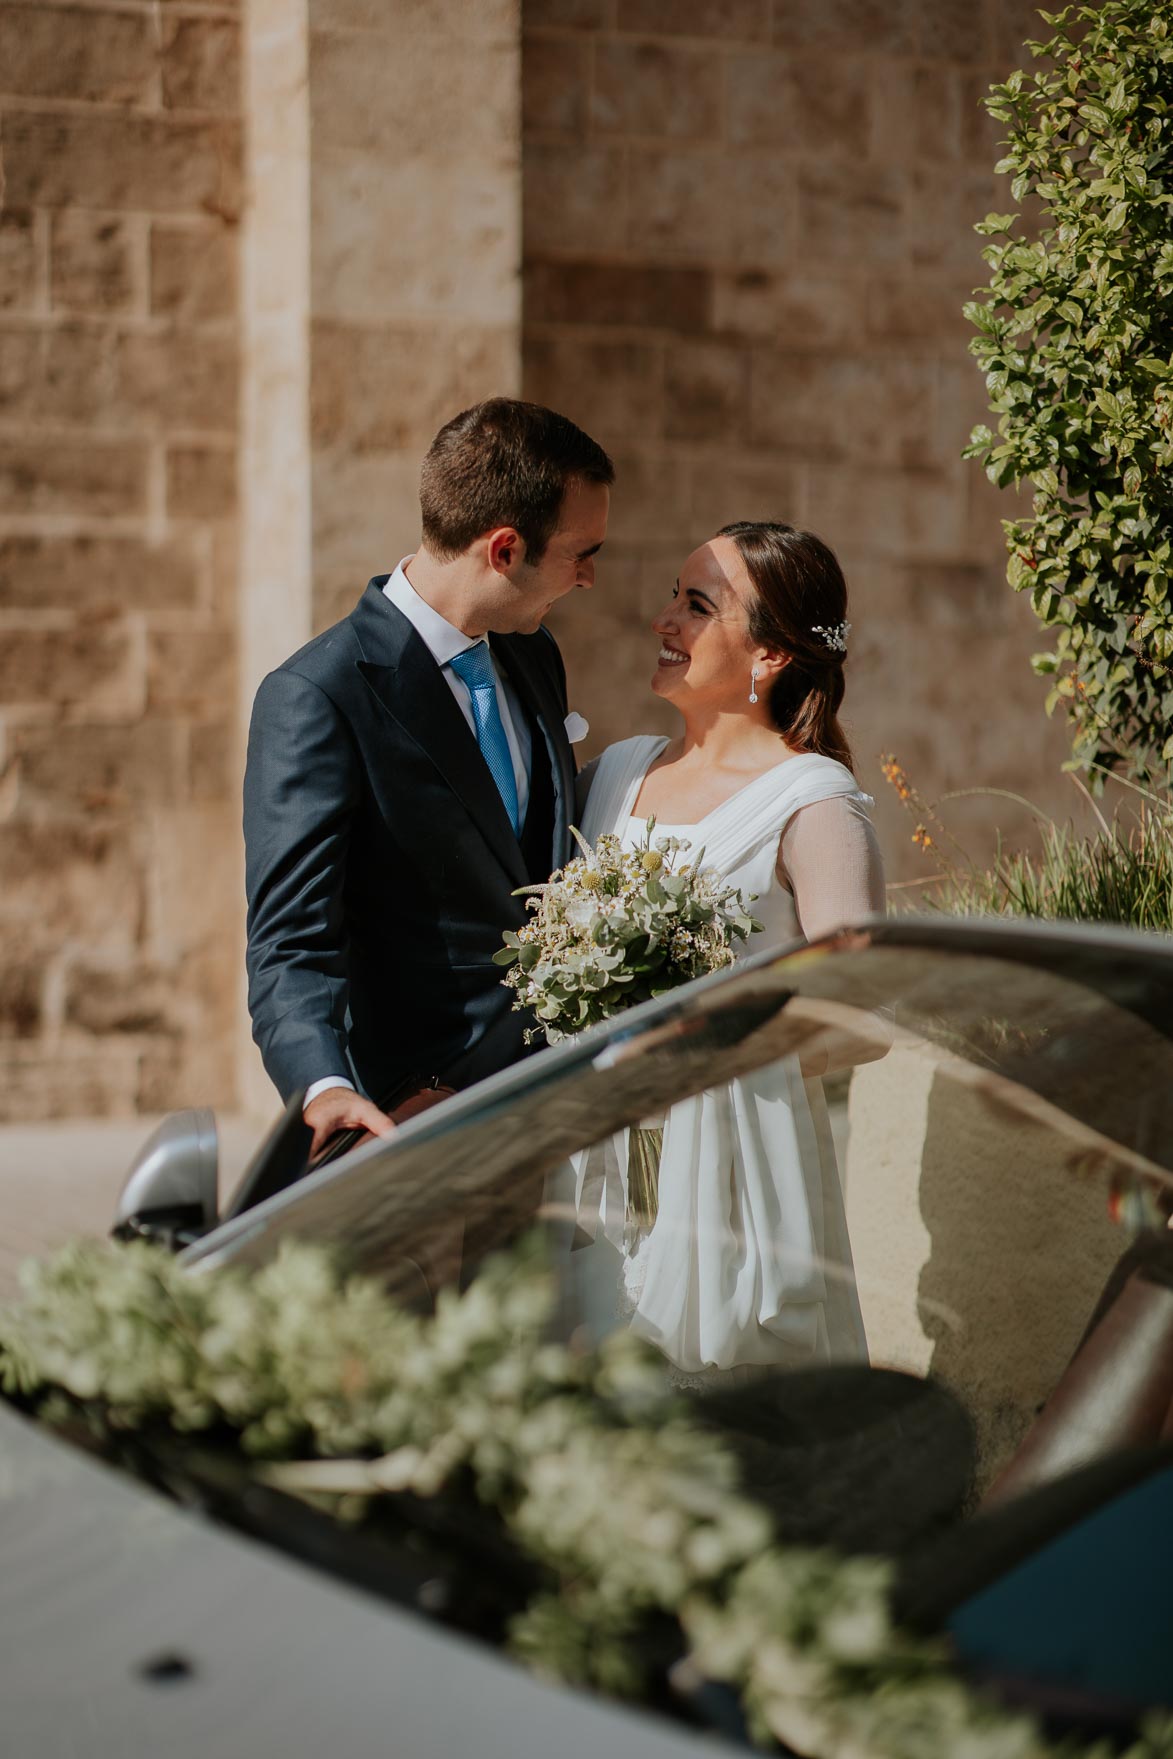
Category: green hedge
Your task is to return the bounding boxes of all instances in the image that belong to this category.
[964,1,1173,783]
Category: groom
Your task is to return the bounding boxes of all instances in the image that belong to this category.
[244,398,613,1157]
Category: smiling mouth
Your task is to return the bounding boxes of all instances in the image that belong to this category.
[658,644,688,666]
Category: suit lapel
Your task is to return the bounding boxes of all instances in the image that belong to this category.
[492,632,574,870]
[351,584,528,889]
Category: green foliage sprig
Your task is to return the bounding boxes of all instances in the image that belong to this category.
[3,1238,1172,1759]
[964,1,1173,781]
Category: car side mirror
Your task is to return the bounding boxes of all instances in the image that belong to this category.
[112,1108,219,1248]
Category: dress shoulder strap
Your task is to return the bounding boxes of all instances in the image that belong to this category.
[771,754,873,818]
[698,754,872,873]
[579,735,668,843]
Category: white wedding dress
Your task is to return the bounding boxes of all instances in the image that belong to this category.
[568,734,883,1375]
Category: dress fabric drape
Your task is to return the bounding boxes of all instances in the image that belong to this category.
[569,735,873,1373]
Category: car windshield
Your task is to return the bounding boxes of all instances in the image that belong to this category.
[186,917,1173,1537]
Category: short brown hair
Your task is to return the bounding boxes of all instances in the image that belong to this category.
[420,398,614,564]
[717,521,854,771]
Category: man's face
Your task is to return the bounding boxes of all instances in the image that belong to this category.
[495,478,610,633]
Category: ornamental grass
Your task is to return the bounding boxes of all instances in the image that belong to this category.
[881,755,1173,932]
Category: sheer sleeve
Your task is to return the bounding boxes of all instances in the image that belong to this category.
[778,794,886,942]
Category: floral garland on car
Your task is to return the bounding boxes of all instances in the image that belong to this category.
[1,1237,1170,1759]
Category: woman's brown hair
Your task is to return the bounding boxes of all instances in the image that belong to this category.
[716,521,854,772]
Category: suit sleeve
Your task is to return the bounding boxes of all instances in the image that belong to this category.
[243,668,361,1102]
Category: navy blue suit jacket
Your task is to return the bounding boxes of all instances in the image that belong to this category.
[243,580,574,1105]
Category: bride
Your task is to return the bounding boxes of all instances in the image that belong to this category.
[570,521,886,1375]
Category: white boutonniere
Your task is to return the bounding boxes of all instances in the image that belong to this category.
[563,712,589,744]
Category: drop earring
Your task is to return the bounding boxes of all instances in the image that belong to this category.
[749,666,759,705]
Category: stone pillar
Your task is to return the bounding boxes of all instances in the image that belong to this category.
[236,0,525,1113]
[240,0,314,693]
[306,0,523,633]
[238,0,314,1117]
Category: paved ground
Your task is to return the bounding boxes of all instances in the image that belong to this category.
[0,1116,262,1302]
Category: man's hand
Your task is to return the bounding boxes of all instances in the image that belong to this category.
[303,1085,395,1161]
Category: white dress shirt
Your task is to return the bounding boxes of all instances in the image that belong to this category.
[305,557,535,1109]
[383,557,531,820]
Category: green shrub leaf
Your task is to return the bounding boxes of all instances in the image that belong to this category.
[964,0,1173,786]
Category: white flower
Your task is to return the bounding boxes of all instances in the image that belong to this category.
[820,1595,891,1661]
[811,620,851,653]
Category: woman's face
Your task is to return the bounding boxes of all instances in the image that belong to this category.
[650,537,775,709]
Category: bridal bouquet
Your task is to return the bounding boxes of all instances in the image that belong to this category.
[495,821,761,1046]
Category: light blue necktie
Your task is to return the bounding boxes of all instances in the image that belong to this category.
[449,643,521,836]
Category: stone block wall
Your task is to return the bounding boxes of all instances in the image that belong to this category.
[523,0,1075,880]
[307,0,523,632]
[0,0,242,1119]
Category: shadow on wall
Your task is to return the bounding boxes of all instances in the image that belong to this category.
[846,1046,1124,1492]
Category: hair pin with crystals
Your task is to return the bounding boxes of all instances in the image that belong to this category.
[811,621,851,654]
